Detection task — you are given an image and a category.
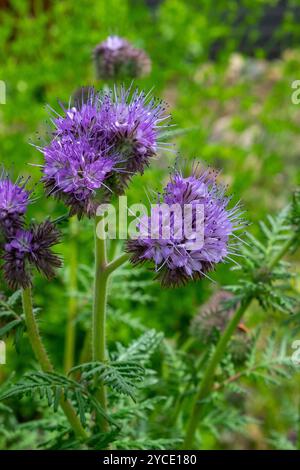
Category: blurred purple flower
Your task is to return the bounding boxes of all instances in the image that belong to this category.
[93,35,151,80]
[127,167,244,287]
[0,173,30,237]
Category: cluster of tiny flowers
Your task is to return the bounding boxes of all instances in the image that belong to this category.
[0,174,61,290]
[39,87,169,217]
[93,35,151,80]
[190,290,251,363]
[126,168,244,287]
[0,173,30,237]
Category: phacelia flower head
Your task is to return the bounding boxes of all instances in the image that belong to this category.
[42,135,115,217]
[190,290,251,363]
[39,87,169,217]
[2,220,61,290]
[98,87,169,193]
[93,35,151,80]
[126,166,245,287]
[0,173,30,237]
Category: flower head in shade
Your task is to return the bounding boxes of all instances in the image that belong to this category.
[93,35,151,80]
[2,230,33,289]
[0,173,30,237]
[190,291,236,343]
[126,167,244,287]
[39,87,169,216]
[190,290,251,363]
[2,220,61,290]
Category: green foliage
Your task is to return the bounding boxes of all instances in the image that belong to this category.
[72,361,145,401]
[0,290,24,352]
[69,328,163,403]
[243,331,295,384]
[0,0,300,451]
[0,371,111,427]
[113,329,163,364]
[228,203,299,314]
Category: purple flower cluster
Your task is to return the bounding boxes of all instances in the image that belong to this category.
[3,221,61,290]
[0,174,61,290]
[126,168,243,287]
[93,35,151,80]
[0,173,30,236]
[40,87,168,217]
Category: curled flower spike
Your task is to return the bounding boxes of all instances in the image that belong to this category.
[29,220,62,279]
[2,220,61,290]
[126,166,245,287]
[99,87,170,193]
[38,86,169,217]
[93,35,151,80]
[0,173,30,237]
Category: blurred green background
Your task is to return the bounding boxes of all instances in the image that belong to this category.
[0,0,300,450]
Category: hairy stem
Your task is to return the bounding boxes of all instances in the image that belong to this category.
[105,253,129,276]
[22,287,87,440]
[183,299,251,449]
[64,216,79,372]
[92,217,129,431]
[92,216,109,431]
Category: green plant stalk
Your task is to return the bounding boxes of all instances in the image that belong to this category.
[183,231,298,449]
[64,216,79,373]
[21,287,87,440]
[79,329,92,365]
[92,216,109,431]
[92,218,129,431]
[183,298,251,448]
[105,253,129,276]
[77,257,129,380]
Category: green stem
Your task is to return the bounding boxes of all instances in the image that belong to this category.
[64,216,78,373]
[183,298,251,449]
[105,253,129,277]
[79,329,92,365]
[92,218,130,431]
[92,216,109,431]
[21,287,87,440]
